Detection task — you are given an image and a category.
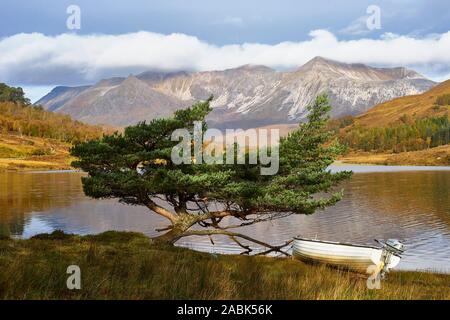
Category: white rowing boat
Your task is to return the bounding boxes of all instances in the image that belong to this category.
[292,237,404,275]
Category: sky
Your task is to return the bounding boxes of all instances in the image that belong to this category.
[0,0,450,102]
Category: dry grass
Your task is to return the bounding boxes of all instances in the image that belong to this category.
[0,231,449,300]
[0,134,73,171]
[340,145,450,166]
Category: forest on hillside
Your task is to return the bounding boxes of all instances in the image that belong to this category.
[328,91,450,154]
[335,115,450,153]
[0,102,107,143]
[0,83,106,143]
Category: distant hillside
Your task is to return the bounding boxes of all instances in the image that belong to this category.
[352,80,450,128]
[0,101,112,170]
[36,57,435,128]
[0,83,111,170]
[337,80,450,155]
[0,101,107,143]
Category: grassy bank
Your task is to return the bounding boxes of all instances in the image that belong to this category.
[339,145,450,166]
[0,134,73,171]
[0,231,449,300]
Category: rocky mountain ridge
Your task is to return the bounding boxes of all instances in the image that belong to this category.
[37,57,436,128]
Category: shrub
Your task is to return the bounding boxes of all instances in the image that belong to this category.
[436,94,450,106]
[31,148,53,156]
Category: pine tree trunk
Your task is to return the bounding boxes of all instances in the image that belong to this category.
[151,214,198,245]
[152,227,186,245]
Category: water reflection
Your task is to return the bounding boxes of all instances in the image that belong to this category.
[0,168,449,272]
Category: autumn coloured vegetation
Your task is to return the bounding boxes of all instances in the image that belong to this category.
[0,101,106,144]
[0,83,109,170]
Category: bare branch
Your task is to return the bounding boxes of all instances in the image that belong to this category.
[199,211,293,230]
[254,239,293,256]
[229,236,252,255]
[176,229,291,256]
[195,209,250,223]
[155,225,173,232]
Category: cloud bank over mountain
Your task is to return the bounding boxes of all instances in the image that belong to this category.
[1,29,450,85]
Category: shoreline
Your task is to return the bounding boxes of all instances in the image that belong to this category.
[0,231,450,300]
[330,161,450,173]
[1,160,449,173]
[1,231,449,299]
[339,145,450,167]
[1,142,449,172]
[6,229,450,275]
[7,230,450,275]
[0,156,73,172]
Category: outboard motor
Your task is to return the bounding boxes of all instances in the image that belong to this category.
[375,239,405,278]
[385,239,405,255]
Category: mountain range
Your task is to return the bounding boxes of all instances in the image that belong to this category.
[37,57,436,129]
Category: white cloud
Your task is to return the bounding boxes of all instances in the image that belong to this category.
[1,29,450,85]
[340,16,372,36]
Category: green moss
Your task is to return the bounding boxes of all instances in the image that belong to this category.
[84,230,149,244]
[31,230,75,240]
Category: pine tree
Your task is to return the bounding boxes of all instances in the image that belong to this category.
[71,94,351,253]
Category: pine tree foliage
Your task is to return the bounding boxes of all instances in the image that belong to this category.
[71,94,351,252]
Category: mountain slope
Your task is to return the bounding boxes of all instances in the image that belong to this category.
[350,79,450,128]
[37,85,90,112]
[37,57,435,128]
[0,99,109,170]
[336,80,450,160]
[55,76,184,126]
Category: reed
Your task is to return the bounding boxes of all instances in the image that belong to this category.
[0,231,448,300]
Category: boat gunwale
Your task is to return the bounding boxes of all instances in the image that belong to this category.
[294,237,381,250]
